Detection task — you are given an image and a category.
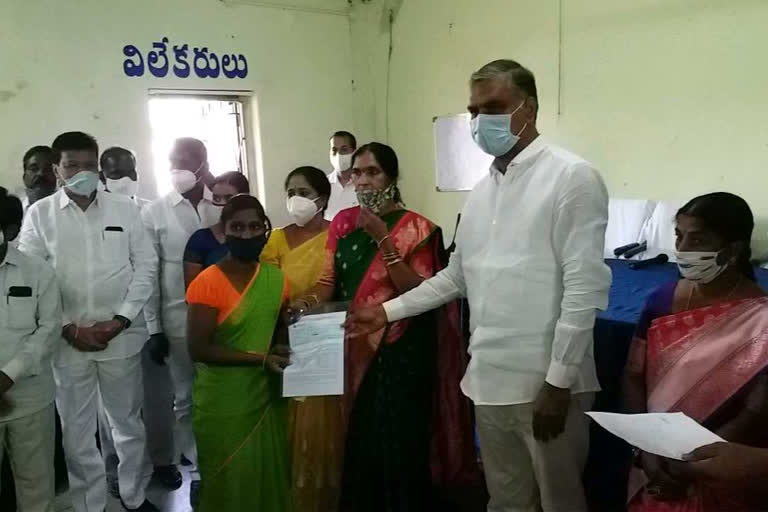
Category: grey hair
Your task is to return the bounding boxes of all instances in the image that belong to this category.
[470,59,538,100]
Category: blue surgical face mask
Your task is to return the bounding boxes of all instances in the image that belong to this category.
[470,101,527,157]
[64,170,100,197]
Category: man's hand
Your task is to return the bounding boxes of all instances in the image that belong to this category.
[67,325,109,352]
[676,442,768,489]
[265,345,291,374]
[147,333,170,365]
[532,382,571,442]
[0,372,14,397]
[344,306,388,340]
[91,319,124,344]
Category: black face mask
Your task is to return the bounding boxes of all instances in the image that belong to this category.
[226,234,268,263]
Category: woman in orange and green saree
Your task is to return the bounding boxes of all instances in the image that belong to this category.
[292,142,477,511]
[186,194,293,512]
[623,193,768,512]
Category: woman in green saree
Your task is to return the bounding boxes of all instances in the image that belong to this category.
[186,194,293,512]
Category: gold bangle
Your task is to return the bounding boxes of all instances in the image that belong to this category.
[376,235,390,248]
[386,258,403,267]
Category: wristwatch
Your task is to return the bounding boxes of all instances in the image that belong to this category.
[113,315,132,330]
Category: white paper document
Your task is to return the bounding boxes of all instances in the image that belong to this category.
[283,311,346,397]
[586,412,724,460]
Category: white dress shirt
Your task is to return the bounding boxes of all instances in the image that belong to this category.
[18,189,158,366]
[383,136,611,405]
[324,170,358,221]
[0,246,61,421]
[141,188,216,338]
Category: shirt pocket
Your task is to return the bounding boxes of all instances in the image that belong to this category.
[7,296,37,330]
[102,228,129,263]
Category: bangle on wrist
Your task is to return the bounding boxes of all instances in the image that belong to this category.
[382,249,401,261]
[386,258,403,267]
[376,235,390,248]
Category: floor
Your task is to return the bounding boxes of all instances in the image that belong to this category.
[54,466,194,512]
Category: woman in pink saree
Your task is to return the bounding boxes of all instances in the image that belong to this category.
[623,192,768,512]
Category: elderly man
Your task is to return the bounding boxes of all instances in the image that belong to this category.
[345,60,611,512]
[19,132,159,512]
[0,187,61,512]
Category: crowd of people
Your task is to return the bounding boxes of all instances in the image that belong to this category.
[1,58,767,512]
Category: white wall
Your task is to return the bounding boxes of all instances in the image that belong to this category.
[0,0,362,225]
[350,0,768,248]
[5,0,768,241]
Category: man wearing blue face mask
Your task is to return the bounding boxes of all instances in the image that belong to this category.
[19,132,160,512]
[345,60,611,512]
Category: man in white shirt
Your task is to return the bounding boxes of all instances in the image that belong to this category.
[325,130,359,220]
[0,187,61,512]
[98,146,180,493]
[19,132,159,512]
[141,138,217,491]
[346,60,611,512]
[19,145,57,211]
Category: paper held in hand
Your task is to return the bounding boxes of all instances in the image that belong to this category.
[283,309,346,398]
[586,411,724,460]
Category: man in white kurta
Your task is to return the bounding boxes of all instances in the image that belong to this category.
[346,60,611,512]
[97,146,179,493]
[141,138,217,473]
[19,132,158,512]
[0,188,61,512]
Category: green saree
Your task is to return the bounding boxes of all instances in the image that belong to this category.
[192,263,292,512]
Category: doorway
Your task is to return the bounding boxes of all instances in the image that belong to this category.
[148,92,252,195]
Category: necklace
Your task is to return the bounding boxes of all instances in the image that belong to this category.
[685,275,744,310]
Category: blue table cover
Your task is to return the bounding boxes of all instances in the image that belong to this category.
[600,259,768,325]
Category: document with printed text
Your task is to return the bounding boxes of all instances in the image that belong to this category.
[283,311,346,397]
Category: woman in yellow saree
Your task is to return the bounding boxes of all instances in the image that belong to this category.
[261,166,343,512]
[186,194,293,512]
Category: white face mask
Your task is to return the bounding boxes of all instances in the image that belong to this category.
[170,169,198,194]
[676,251,728,284]
[330,152,353,174]
[106,176,139,198]
[200,202,224,227]
[286,196,320,227]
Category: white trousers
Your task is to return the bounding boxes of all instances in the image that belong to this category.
[167,336,197,466]
[55,354,151,512]
[0,404,55,512]
[98,343,175,468]
[475,393,594,512]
